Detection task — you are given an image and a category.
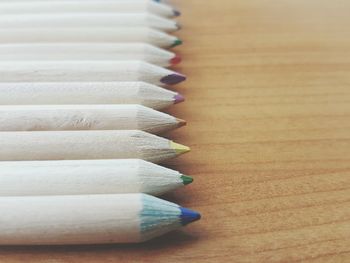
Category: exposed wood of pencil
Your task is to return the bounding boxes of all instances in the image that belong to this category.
[0,104,184,133]
[0,130,189,163]
[0,81,181,109]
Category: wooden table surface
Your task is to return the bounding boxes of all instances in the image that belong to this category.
[1,0,350,262]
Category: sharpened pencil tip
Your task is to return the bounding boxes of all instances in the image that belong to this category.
[161,74,186,85]
[171,39,183,48]
[173,9,181,17]
[170,141,190,155]
[170,54,182,65]
[180,207,201,225]
[176,22,182,30]
[176,118,186,127]
[181,175,193,185]
[174,93,185,104]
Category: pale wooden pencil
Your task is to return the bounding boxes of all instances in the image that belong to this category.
[0,130,190,162]
[0,13,180,32]
[0,0,179,18]
[0,27,181,48]
[0,81,184,109]
[0,61,186,85]
[0,193,200,245]
[0,43,180,67]
[0,159,193,196]
[0,104,186,133]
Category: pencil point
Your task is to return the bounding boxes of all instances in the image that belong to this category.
[170,54,182,65]
[174,93,185,104]
[171,39,183,48]
[173,10,181,17]
[176,22,182,30]
[170,141,190,155]
[180,207,201,225]
[176,118,186,127]
[181,175,193,185]
[161,74,186,85]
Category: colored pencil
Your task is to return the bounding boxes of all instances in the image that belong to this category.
[0,193,200,244]
[0,104,186,133]
[0,130,190,162]
[0,13,180,32]
[0,61,186,85]
[0,0,179,18]
[153,0,171,3]
[0,43,181,67]
[0,27,182,48]
[0,159,193,196]
[0,81,184,109]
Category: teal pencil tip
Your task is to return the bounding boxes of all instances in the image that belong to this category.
[181,175,193,185]
[171,39,183,48]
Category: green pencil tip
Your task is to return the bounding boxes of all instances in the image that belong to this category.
[181,175,193,185]
[171,39,183,47]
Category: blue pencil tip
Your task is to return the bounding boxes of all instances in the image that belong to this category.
[173,10,181,17]
[180,207,201,225]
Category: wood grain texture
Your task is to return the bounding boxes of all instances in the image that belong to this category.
[1,0,350,261]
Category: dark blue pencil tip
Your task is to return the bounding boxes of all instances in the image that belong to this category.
[180,207,201,225]
[161,73,186,85]
[173,10,181,17]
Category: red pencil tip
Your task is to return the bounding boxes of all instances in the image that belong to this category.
[170,54,182,65]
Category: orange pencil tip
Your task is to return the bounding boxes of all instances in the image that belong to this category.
[176,118,187,127]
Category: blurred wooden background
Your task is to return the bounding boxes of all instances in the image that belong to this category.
[1,0,350,262]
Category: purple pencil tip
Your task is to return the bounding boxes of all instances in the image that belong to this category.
[161,74,186,85]
[174,93,185,104]
[173,10,181,16]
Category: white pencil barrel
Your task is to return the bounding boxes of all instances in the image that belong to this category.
[0,82,179,109]
[0,0,177,17]
[0,61,182,85]
[0,194,142,244]
[0,27,178,48]
[0,43,175,66]
[0,159,185,196]
[0,194,188,244]
[0,104,181,133]
[0,130,179,163]
[0,13,179,32]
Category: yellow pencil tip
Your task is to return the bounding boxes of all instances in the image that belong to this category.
[170,141,190,155]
